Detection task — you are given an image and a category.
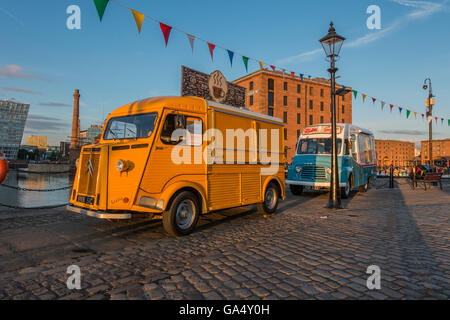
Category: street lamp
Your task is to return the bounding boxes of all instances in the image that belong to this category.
[319,22,345,209]
[423,78,434,169]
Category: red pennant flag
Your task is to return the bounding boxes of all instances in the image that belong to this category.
[159,22,172,47]
[421,114,424,119]
[390,104,393,112]
[207,42,215,61]
[270,65,275,71]
[435,117,438,123]
[372,97,376,103]
[290,71,295,80]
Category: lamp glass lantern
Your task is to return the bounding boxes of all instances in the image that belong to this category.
[319,22,346,59]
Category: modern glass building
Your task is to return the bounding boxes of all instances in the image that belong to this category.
[0,100,30,159]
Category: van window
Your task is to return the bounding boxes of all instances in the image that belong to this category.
[160,114,203,146]
[104,112,157,140]
[297,138,342,155]
[357,134,373,164]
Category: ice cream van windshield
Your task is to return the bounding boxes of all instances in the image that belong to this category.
[296,138,342,155]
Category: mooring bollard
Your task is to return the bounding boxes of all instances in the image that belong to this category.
[389,165,394,188]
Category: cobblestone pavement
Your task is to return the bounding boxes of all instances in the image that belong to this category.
[0,178,449,300]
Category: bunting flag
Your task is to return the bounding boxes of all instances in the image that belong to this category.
[441,118,444,125]
[300,74,304,83]
[270,65,275,71]
[406,110,411,118]
[258,61,264,69]
[227,50,234,67]
[381,101,385,110]
[94,0,109,21]
[435,117,438,124]
[448,119,450,126]
[362,94,367,103]
[281,69,286,79]
[414,111,417,119]
[159,22,172,47]
[399,107,403,114]
[390,104,394,112]
[207,42,215,61]
[130,9,144,34]
[422,114,424,120]
[291,71,295,80]
[186,34,195,53]
[242,56,249,72]
[353,90,358,98]
[372,97,376,104]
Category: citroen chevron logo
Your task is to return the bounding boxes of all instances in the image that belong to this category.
[87,159,93,177]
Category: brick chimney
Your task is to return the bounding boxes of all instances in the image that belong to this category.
[70,89,80,148]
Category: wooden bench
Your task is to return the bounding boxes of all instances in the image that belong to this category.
[421,173,443,190]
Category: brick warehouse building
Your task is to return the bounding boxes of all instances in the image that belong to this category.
[421,139,450,165]
[233,69,352,161]
[374,139,415,167]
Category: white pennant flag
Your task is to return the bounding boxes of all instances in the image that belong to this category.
[186,34,195,53]
[381,101,385,110]
[281,68,285,79]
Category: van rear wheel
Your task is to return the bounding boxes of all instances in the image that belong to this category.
[163,191,200,237]
[257,182,279,215]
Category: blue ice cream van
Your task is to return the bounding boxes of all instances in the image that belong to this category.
[286,123,377,198]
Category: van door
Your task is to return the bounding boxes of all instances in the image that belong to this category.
[140,111,204,194]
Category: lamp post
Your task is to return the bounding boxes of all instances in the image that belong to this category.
[423,78,434,169]
[319,22,345,209]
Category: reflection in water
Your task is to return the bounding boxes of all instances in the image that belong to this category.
[0,170,73,208]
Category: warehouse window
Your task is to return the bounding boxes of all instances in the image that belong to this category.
[283,96,288,106]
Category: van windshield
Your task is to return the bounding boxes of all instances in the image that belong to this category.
[103,113,158,140]
[296,138,342,155]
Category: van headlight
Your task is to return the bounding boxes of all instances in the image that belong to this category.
[295,166,302,173]
[116,159,125,172]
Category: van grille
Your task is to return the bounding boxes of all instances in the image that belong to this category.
[301,166,326,180]
[77,153,100,196]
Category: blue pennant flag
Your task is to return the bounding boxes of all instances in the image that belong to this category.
[300,74,304,83]
[399,107,403,114]
[227,50,234,67]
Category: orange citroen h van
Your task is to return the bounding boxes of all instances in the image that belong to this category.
[67,96,285,236]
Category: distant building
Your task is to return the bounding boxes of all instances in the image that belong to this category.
[0,99,30,159]
[60,141,70,158]
[27,135,47,149]
[375,140,415,167]
[233,69,352,161]
[421,139,450,165]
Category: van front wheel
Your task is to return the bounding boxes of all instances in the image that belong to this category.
[257,182,279,215]
[163,191,200,237]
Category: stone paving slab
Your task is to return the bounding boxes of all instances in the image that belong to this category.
[0,179,449,300]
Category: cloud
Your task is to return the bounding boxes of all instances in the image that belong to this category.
[24,114,69,132]
[0,64,51,82]
[276,0,448,64]
[1,87,42,94]
[38,102,71,107]
[378,129,427,135]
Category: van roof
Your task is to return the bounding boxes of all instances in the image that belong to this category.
[305,123,374,136]
[109,96,283,124]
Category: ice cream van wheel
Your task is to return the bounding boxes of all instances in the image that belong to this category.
[359,177,371,193]
[163,191,200,237]
[258,182,280,216]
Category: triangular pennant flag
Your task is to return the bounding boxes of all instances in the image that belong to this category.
[130,9,144,34]
[448,119,450,126]
[94,0,109,21]
[362,94,367,103]
[207,43,215,61]
[414,112,417,119]
[372,97,376,104]
[390,104,394,112]
[435,117,438,124]
[441,118,444,125]
[290,71,295,80]
[186,34,195,53]
[399,107,403,114]
[258,61,264,69]
[270,65,275,71]
[159,22,172,47]
[381,101,385,110]
[300,74,304,83]
[422,114,424,120]
[406,110,411,118]
[227,50,234,67]
[281,69,286,79]
[353,90,358,99]
[308,75,311,79]
[242,56,249,72]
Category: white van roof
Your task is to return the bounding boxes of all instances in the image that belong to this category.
[304,123,374,136]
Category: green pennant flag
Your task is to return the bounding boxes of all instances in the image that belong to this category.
[448,119,450,126]
[353,90,358,99]
[406,110,411,118]
[242,56,249,72]
[94,0,109,21]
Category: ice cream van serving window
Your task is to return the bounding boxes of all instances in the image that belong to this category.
[103,112,158,140]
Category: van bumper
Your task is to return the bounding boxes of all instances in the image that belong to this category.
[286,180,346,188]
[66,205,132,219]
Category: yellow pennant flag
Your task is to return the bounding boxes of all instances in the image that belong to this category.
[362,93,367,103]
[414,111,417,119]
[258,61,264,69]
[130,9,144,34]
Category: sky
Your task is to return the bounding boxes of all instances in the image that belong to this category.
[0,0,449,147]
